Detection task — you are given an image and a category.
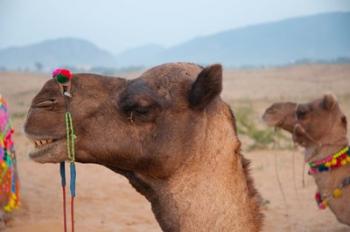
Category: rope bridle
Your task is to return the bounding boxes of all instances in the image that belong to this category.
[53,69,76,232]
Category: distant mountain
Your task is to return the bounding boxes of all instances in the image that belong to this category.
[1,11,349,70]
[116,44,164,67]
[0,38,116,70]
[116,11,350,67]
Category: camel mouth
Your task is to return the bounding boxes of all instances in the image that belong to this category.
[33,139,57,148]
[28,136,65,163]
[262,113,281,127]
[29,138,60,158]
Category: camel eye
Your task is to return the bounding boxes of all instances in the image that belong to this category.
[133,106,151,115]
[341,116,347,127]
[119,89,161,122]
[296,109,307,120]
[121,102,151,115]
[121,101,159,122]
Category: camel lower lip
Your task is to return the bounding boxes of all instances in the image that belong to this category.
[29,140,61,159]
[262,116,277,126]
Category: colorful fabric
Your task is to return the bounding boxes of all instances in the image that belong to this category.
[0,95,20,212]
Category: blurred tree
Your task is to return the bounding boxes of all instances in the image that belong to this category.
[34,62,43,71]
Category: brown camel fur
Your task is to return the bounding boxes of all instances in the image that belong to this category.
[24,63,263,232]
[262,94,350,226]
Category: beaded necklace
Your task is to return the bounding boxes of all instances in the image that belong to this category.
[308,146,350,209]
[308,146,350,174]
[315,176,350,209]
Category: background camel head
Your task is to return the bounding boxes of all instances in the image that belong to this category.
[262,94,348,147]
[24,63,224,178]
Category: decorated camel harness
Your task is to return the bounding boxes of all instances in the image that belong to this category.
[52,69,77,232]
[308,146,350,209]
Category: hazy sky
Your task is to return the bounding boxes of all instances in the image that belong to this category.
[1,0,349,54]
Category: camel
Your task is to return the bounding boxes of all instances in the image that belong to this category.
[262,94,350,226]
[24,63,263,231]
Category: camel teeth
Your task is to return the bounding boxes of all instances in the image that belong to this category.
[33,139,54,148]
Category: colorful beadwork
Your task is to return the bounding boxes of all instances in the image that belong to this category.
[52,68,73,84]
[0,95,20,213]
[315,192,328,209]
[315,176,350,210]
[310,147,350,210]
[308,147,350,174]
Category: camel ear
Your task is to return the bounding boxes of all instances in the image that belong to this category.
[189,64,222,110]
[321,94,337,110]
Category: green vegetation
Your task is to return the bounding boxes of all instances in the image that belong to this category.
[234,105,293,151]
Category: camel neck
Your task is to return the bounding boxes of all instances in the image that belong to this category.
[142,148,261,232]
[309,134,350,179]
[306,136,350,224]
[306,136,349,187]
[111,109,262,231]
[305,136,348,163]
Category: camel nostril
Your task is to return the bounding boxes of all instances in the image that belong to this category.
[265,107,276,114]
[34,99,57,108]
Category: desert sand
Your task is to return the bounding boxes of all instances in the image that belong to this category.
[1,64,350,232]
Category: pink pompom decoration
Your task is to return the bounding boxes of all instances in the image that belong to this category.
[52,68,73,84]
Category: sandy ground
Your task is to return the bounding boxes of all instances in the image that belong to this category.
[0,64,350,232]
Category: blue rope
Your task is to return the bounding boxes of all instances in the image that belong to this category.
[60,162,66,187]
[70,162,76,197]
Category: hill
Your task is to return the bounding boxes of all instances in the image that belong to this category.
[0,38,116,70]
[116,11,350,67]
[1,12,349,70]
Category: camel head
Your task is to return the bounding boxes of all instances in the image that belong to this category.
[24,63,224,178]
[262,94,348,148]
